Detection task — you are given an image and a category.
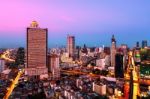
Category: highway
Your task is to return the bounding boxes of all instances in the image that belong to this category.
[3,69,24,99]
[1,49,15,62]
[61,69,150,85]
[61,69,100,77]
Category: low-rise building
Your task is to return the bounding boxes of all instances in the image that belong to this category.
[0,59,5,73]
[93,82,106,95]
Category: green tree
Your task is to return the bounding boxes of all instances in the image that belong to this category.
[15,47,25,68]
[6,62,16,69]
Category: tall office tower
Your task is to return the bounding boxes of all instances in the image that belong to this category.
[76,46,81,59]
[136,42,140,48]
[111,35,116,67]
[120,44,128,55]
[142,40,148,48]
[49,54,60,79]
[115,54,124,78]
[67,35,75,57]
[26,21,48,78]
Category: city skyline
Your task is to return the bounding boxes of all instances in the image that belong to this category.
[0,0,150,48]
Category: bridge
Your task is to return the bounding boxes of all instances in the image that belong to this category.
[61,69,150,86]
[61,70,99,77]
[81,56,98,66]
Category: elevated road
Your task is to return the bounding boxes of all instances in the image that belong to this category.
[3,69,24,99]
[61,70,100,77]
[61,69,150,85]
[1,49,15,62]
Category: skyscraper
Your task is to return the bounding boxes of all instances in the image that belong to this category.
[115,54,124,78]
[136,42,140,48]
[26,21,48,78]
[49,54,60,79]
[142,40,148,48]
[76,46,81,59]
[111,35,116,68]
[67,35,75,58]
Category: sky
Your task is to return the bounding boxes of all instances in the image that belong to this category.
[0,0,150,48]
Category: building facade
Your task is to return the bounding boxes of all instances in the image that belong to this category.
[67,35,75,58]
[96,59,105,69]
[111,35,116,68]
[49,54,60,79]
[142,40,148,48]
[93,82,106,95]
[26,21,48,77]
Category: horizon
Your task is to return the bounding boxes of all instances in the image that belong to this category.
[0,0,150,48]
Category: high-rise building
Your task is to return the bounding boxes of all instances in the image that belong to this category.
[136,42,140,48]
[26,21,48,78]
[142,40,148,48]
[111,35,116,68]
[120,44,128,55]
[67,35,75,57]
[75,46,81,60]
[115,54,124,78]
[49,54,60,79]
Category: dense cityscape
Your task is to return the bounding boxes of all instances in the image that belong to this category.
[0,21,150,99]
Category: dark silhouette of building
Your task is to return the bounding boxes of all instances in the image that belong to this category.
[81,44,88,54]
[142,40,147,48]
[115,54,124,78]
[76,46,81,59]
[136,42,140,48]
[129,70,133,99]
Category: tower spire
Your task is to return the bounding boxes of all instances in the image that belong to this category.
[111,34,116,43]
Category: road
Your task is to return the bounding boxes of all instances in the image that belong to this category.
[1,49,15,62]
[62,69,150,85]
[3,69,24,99]
[61,69,100,77]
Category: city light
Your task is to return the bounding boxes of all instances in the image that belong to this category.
[0,1,150,99]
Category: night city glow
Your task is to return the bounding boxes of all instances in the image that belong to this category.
[0,1,150,99]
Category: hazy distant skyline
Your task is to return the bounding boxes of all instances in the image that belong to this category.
[0,0,150,48]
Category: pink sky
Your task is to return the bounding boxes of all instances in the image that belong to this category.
[0,0,150,48]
